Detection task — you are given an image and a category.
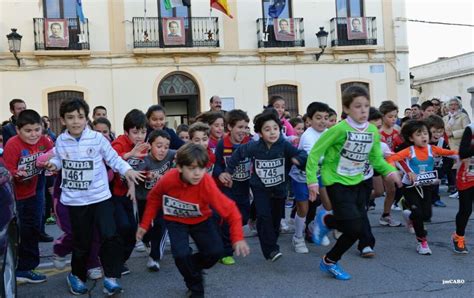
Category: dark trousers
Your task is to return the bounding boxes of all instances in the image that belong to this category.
[402,185,433,239]
[69,199,123,282]
[16,196,40,271]
[249,200,256,221]
[251,187,284,259]
[137,200,167,261]
[358,179,376,250]
[44,175,55,219]
[456,187,474,236]
[113,195,138,263]
[36,173,46,234]
[166,219,224,295]
[432,167,446,203]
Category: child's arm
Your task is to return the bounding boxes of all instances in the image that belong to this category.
[386,147,411,165]
[101,137,144,184]
[458,126,474,159]
[284,141,307,169]
[224,142,253,176]
[432,146,458,158]
[306,128,339,188]
[213,141,231,186]
[137,180,164,239]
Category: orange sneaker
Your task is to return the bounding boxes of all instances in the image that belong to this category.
[452,233,468,254]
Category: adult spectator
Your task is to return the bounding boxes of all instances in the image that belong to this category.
[443,97,470,151]
[430,98,443,117]
[410,104,422,119]
[403,108,412,118]
[2,98,26,145]
[421,101,436,119]
[42,116,57,142]
[209,96,224,112]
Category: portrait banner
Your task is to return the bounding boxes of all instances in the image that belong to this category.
[45,19,69,48]
[163,17,186,46]
[274,18,295,41]
[347,17,367,40]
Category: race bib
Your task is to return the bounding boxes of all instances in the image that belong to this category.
[61,159,94,190]
[162,195,202,218]
[255,158,285,187]
[413,170,438,187]
[225,156,251,181]
[337,132,373,176]
[145,161,172,190]
[17,152,42,180]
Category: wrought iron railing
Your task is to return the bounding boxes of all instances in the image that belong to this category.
[132,17,219,48]
[256,18,304,48]
[330,17,377,47]
[33,18,90,50]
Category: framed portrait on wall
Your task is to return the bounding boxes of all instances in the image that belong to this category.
[273,18,295,41]
[162,17,186,46]
[45,19,69,48]
[347,17,367,40]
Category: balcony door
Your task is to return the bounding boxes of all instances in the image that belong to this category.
[43,0,77,18]
[334,0,366,45]
[260,0,293,46]
[158,1,192,47]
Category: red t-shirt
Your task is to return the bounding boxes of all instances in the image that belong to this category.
[380,129,403,152]
[140,168,244,244]
[4,135,53,200]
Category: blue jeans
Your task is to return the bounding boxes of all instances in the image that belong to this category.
[16,196,40,271]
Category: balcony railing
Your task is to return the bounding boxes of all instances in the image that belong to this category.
[33,18,90,50]
[132,17,219,48]
[257,18,304,48]
[330,17,377,47]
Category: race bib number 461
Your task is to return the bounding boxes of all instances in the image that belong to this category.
[163,195,202,218]
[61,160,94,190]
[337,132,373,176]
[255,158,285,187]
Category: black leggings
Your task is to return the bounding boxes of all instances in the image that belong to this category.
[456,187,474,236]
[325,216,362,262]
[402,185,433,239]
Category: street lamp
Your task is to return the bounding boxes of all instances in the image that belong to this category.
[315,27,328,61]
[6,28,22,67]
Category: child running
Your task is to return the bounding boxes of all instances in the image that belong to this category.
[137,143,249,298]
[194,111,225,153]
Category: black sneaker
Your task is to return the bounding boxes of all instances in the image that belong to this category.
[268,250,283,262]
[186,290,204,298]
[39,232,54,242]
[121,264,130,276]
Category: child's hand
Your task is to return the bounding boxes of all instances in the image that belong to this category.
[126,181,136,201]
[219,172,233,188]
[233,240,250,257]
[44,162,57,172]
[130,142,150,159]
[291,157,300,166]
[14,170,28,178]
[308,184,319,202]
[407,172,417,184]
[136,227,147,241]
[125,169,146,185]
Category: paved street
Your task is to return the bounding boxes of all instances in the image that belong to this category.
[19,189,473,297]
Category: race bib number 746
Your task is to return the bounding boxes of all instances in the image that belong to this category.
[61,159,94,190]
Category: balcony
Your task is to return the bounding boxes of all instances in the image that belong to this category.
[330,17,377,47]
[132,17,219,51]
[33,18,90,52]
[257,18,304,49]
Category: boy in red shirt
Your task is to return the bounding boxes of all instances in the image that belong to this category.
[111,109,150,274]
[137,143,249,297]
[4,109,53,283]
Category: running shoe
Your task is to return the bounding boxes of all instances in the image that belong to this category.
[67,272,87,295]
[360,246,375,258]
[319,258,351,280]
[433,200,446,207]
[449,191,459,199]
[379,215,401,227]
[312,209,331,245]
[53,254,66,270]
[147,257,161,271]
[292,235,309,254]
[416,240,432,255]
[16,270,47,284]
[103,277,123,296]
[219,256,236,265]
[269,250,283,262]
[280,219,290,233]
[121,264,130,276]
[452,233,469,254]
[87,267,103,280]
[45,216,56,225]
[135,241,146,252]
[307,220,330,245]
[402,210,415,234]
[391,204,402,211]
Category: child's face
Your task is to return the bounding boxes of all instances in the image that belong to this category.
[258,119,280,145]
[409,127,430,147]
[422,106,435,118]
[311,112,329,132]
[150,136,170,161]
[273,99,286,118]
[125,127,147,145]
[178,162,207,185]
[210,118,224,140]
[61,108,88,138]
[382,110,398,128]
[370,119,383,130]
[178,131,189,142]
[429,127,444,143]
[304,117,311,129]
[327,114,337,128]
[93,108,107,120]
[344,96,370,124]
[94,123,111,141]
[148,110,166,130]
[293,123,304,137]
[228,120,249,144]
[191,131,209,149]
[16,123,42,145]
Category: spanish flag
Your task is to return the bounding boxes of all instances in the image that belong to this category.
[211,0,233,18]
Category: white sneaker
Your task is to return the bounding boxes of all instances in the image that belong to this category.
[402,210,415,234]
[146,257,160,272]
[391,204,402,211]
[449,191,459,199]
[416,240,432,255]
[360,246,375,258]
[379,215,402,227]
[87,267,103,280]
[280,219,290,233]
[333,230,342,240]
[53,254,66,270]
[135,241,146,252]
[292,236,309,254]
[321,235,330,246]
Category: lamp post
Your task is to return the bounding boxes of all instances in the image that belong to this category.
[6,28,22,67]
[315,27,328,61]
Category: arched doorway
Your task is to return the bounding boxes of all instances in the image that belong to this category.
[158,73,200,129]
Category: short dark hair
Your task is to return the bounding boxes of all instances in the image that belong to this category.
[209,95,220,104]
[306,102,330,119]
[176,124,189,134]
[401,120,430,144]
[50,22,61,30]
[123,109,146,132]
[328,108,337,117]
[148,129,171,144]
[421,101,434,111]
[225,109,250,128]
[194,111,224,126]
[289,117,304,128]
[176,143,209,168]
[60,98,90,118]
[16,109,42,129]
[341,85,369,108]
[188,122,210,139]
[425,115,445,130]
[379,100,398,115]
[168,20,179,28]
[268,95,285,107]
[253,108,282,133]
[146,105,166,119]
[411,104,421,109]
[369,107,383,122]
[9,99,25,111]
[92,117,111,130]
[404,108,411,113]
[93,106,107,115]
[400,116,411,127]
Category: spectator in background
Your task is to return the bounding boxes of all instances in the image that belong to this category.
[42,116,57,142]
[92,106,108,120]
[209,96,223,112]
[430,98,443,117]
[410,104,422,119]
[443,97,470,151]
[421,101,436,119]
[404,108,412,118]
[2,98,27,145]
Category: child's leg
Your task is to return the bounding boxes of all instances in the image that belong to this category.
[421,186,433,222]
[16,197,41,272]
[456,187,474,236]
[147,213,167,262]
[292,179,308,238]
[113,196,138,264]
[53,197,73,257]
[402,187,427,239]
[358,179,376,251]
[252,187,281,258]
[86,228,102,270]
[69,204,95,281]
[382,177,396,213]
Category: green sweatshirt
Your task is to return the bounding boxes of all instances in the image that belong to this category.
[306,120,396,186]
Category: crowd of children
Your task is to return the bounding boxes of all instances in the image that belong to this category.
[0,91,472,296]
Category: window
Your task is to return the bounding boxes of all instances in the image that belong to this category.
[261,0,292,19]
[268,84,298,117]
[47,90,84,136]
[43,0,77,18]
[336,0,364,17]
